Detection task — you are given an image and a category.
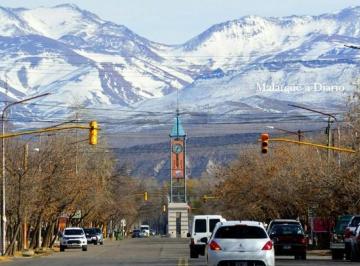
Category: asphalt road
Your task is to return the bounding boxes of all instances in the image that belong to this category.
[1,237,360,266]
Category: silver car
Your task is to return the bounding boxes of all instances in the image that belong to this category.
[206,221,275,266]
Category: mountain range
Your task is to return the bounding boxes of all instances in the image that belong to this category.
[1,4,360,177]
[1,4,359,120]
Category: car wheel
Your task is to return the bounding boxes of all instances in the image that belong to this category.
[82,246,88,251]
[190,248,198,258]
[351,247,359,262]
[94,241,98,245]
[332,250,343,260]
[345,243,351,260]
[100,241,104,245]
[300,252,307,260]
[60,245,65,252]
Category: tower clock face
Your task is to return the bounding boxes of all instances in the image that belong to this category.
[172,143,183,154]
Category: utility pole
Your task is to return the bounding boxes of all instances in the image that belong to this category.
[23,144,28,250]
[1,93,50,255]
[289,104,336,160]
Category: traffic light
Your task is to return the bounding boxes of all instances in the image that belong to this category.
[144,191,148,201]
[162,204,166,213]
[202,195,207,203]
[89,121,98,145]
[261,133,269,154]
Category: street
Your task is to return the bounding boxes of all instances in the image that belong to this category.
[1,237,360,266]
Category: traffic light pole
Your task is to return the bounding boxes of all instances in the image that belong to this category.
[1,93,50,255]
[269,138,355,153]
[0,120,97,255]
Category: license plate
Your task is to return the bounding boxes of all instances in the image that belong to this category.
[235,263,247,266]
[283,245,291,249]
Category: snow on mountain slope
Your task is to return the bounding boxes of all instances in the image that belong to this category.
[1,4,360,127]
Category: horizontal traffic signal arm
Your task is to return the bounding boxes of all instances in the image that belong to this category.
[0,123,98,139]
[270,138,356,154]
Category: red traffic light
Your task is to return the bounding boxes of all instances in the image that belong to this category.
[261,133,269,154]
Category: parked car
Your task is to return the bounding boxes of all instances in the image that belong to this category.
[344,215,360,260]
[84,227,104,245]
[60,227,87,252]
[267,219,302,235]
[268,219,307,260]
[206,220,274,266]
[140,225,150,237]
[330,215,352,260]
[188,215,226,258]
[132,229,141,238]
[349,223,360,261]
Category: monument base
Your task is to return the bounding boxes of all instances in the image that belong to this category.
[167,202,189,238]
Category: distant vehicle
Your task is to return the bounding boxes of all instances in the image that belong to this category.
[267,219,302,235]
[140,225,150,237]
[344,215,360,260]
[150,229,156,236]
[206,220,275,266]
[188,215,226,258]
[268,220,307,260]
[60,227,87,252]
[330,215,352,260]
[132,229,141,238]
[84,227,104,245]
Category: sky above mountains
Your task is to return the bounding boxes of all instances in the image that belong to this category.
[1,0,360,44]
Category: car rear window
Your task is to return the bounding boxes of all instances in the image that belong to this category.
[209,219,220,233]
[215,225,267,239]
[64,229,83,235]
[270,224,304,236]
[195,219,206,233]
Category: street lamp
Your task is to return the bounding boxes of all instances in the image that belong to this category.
[1,93,50,255]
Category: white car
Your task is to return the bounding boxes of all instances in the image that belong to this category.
[140,225,150,237]
[60,227,88,252]
[206,221,274,266]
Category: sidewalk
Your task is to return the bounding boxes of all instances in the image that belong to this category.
[307,249,331,256]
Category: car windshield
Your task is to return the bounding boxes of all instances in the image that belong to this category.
[350,217,360,227]
[133,229,140,233]
[270,224,304,236]
[94,228,102,234]
[215,225,267,239]
[64,229,83,235]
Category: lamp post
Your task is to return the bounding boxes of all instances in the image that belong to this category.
[1,93,50,255]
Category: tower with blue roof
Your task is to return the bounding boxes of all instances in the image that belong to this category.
[167,108,189,238]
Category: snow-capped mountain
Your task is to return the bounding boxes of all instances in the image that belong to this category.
[1,4,360,125]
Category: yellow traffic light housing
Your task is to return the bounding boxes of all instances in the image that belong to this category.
[202,195,207,203]
[144,191,148,201]
[89,121,98,145]
[261,133,269,154]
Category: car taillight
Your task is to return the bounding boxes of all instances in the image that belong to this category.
[262,240,273,250]
[209,240,222,251]
[298,237,307,245]
[344,228,351,239]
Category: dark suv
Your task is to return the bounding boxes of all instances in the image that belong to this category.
[330,215,352,260]
[268,219,307,260]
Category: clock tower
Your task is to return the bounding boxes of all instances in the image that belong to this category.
[167,109,189,238]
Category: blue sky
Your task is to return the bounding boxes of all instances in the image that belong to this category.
[1,0,360,44]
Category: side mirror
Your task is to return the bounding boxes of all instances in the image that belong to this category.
[200,237,208,244]
[187,233,191,237]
